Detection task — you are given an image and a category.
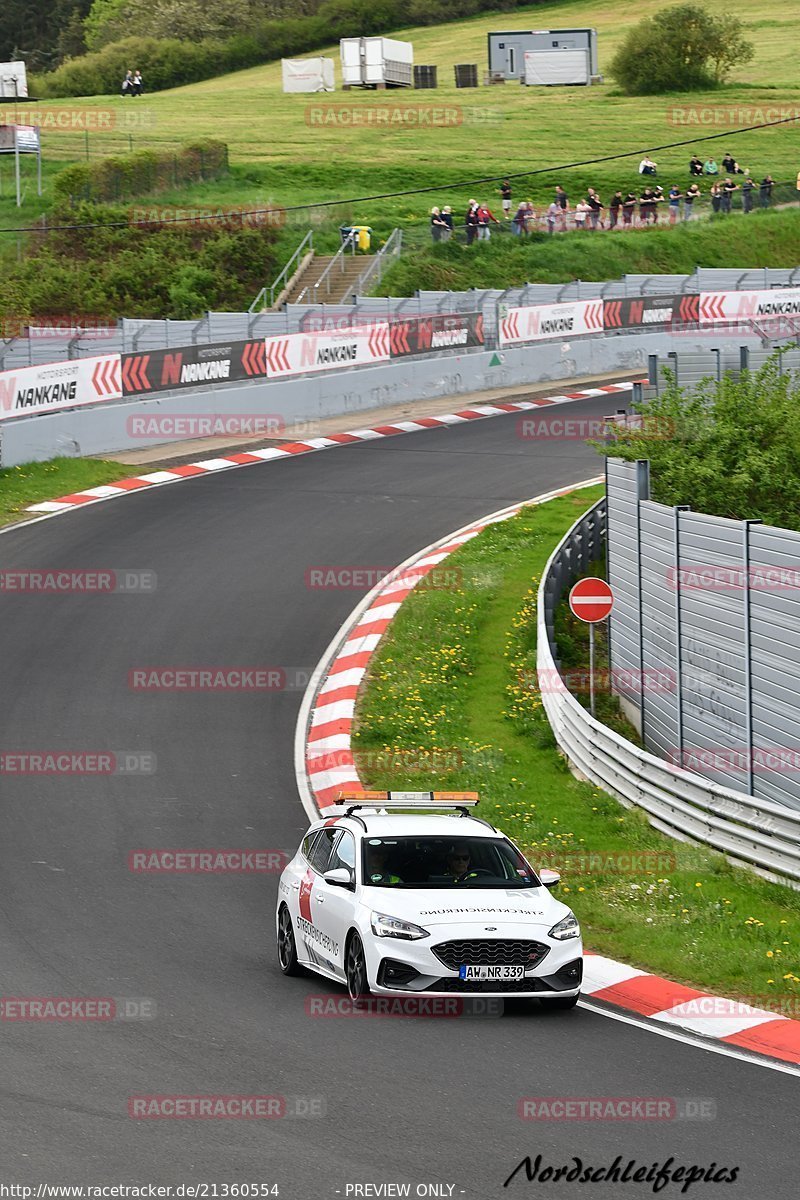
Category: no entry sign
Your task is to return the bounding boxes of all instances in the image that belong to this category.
[569,577,614,623]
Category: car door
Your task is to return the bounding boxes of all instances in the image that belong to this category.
[311,829,358,981]
[294,827,339,969]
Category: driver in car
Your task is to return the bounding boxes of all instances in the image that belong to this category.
[365,841,402,885]
[444,844,473,878]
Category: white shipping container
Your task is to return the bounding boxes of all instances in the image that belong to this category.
[523,49,590,86]
[340,37,413,88]
[0,61,28,99]
[281,58,335,93]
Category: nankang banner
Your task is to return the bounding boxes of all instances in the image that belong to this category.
[388,312,484,358]
[263,325,391,378]
[603,294,699,330]
[121,340,266,396]
[498,300,604,347]
[0,354,121,421]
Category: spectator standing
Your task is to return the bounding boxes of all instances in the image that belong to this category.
[760,175,774,208]
[546,201,559,235]
[586,188,604,229]
[704,158,719,175]
[574,198,590,228]
[689,155,704,177]
[684,182,700,220]
[741,174,754,214]
[499,179,512,219]
[121,69,133,97]
[465,199,479,245]
[796,169,800,193]
[721,177,738,213]
[133,69,143,96]
[639,186,656,224]
[710,182,722,213]
[609,190,623,229]
[622,191,637,227]
[522,201,536,235]
[653,185,665,223]
[668,185,682,224]
[512,201,528,236]
[476,202,499,240]
[430,207,447,242]
[440,206,453,241]
[554,185,569,230]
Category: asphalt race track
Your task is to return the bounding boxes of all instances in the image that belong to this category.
[0,391,795,1198]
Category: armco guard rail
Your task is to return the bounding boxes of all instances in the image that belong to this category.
[537,498,800,887]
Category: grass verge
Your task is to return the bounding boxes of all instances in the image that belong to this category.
[353,485,800,1004]
[0,458,132,528]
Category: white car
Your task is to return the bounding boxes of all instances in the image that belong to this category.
[276,792,583,1007]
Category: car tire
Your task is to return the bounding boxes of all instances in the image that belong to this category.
[345,931,371,1006]
[539,992,580,1011]
[277,905,302,976]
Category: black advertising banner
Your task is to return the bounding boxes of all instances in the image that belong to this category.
[389,312,484,358]
[121,340,267,396]
[603,294,699,330]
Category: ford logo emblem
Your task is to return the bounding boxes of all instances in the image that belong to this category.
[485,926,497,931]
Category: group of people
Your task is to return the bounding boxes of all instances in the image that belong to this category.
[431,158,782,241]
[121,70,144,97]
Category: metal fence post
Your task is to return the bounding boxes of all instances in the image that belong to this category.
[743,519,761,796]
[667,350,678,385]
[711,347,721,382]
[740,345,749,372]
[674,505,690,758]
[636,460,651,736]
[648,354,659,395]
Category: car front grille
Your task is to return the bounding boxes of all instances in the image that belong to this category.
[425,976,552,994]
[431,939,549,970]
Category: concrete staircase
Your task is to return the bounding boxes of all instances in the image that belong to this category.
[286,253,369,306]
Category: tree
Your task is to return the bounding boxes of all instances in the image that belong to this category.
[610,4,754,95]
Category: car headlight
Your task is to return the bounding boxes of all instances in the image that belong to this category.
[370,912,430,940]
[548,911,581,941]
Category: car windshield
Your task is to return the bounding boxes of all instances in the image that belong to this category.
[361,836,539,889]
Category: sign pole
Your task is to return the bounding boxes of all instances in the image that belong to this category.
[14,129,20,207]
[589,623,596,717]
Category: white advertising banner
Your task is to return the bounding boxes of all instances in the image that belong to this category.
[699,288,800,323]
[0,354,122,422]
[498,300,604,347]
[281,58,335,93]
[264,325,390,378]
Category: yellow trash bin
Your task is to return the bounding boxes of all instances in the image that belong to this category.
[352,225,372,252]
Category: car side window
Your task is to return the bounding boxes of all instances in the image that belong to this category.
[307,828,338,874]
[301,830,320,863]
[329,830,356,877]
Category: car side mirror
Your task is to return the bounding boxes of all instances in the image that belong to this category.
[539,868,561,890]
[323,867,353,889]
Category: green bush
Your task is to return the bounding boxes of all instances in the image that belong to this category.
[0,202,280,320]
[52,140,229,203]
[596,354,800,529]
[610,4,754,96]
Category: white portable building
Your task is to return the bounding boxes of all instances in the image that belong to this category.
[340,37,413,88]
[281,58,335,93]
[523,49,591,86]
[0,61,28,99]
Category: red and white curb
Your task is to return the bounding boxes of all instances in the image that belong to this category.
[24,383,635,516]
[296,482,800,1069]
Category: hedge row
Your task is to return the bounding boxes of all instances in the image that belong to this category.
[52,140,229,203]
[34,0,537,96]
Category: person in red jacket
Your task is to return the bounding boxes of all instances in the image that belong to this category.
[476,203,500,241]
